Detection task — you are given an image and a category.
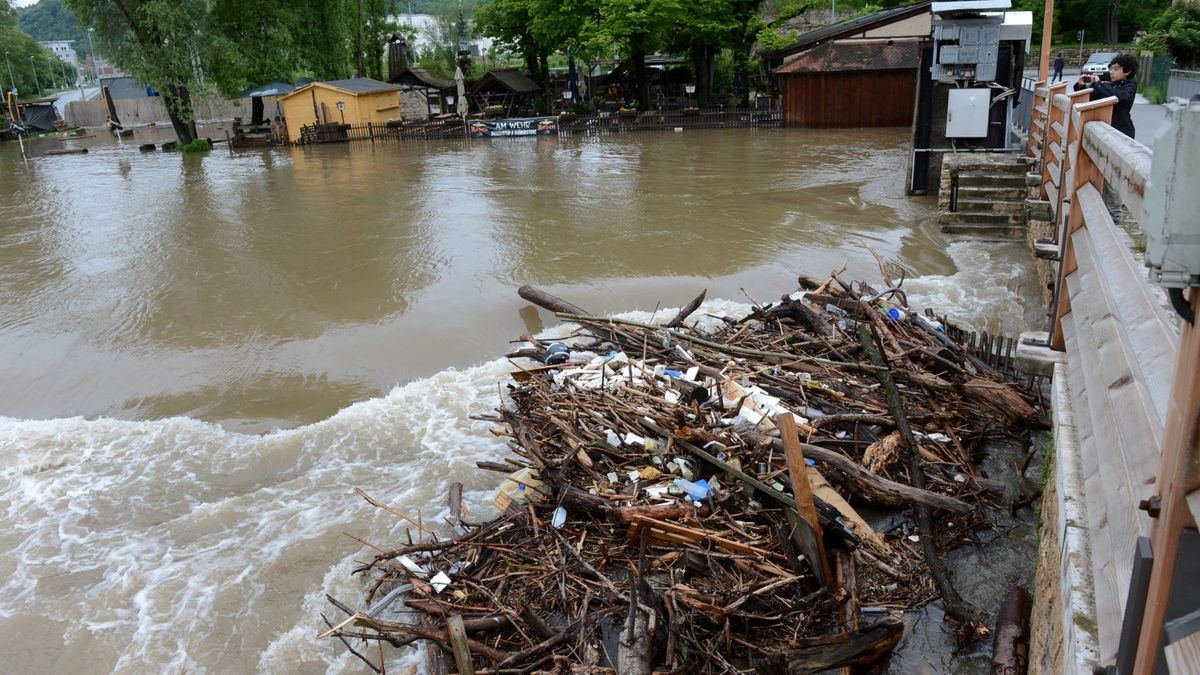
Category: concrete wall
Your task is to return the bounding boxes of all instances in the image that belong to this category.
[64,95,280,128]
[1168,70,1200,101]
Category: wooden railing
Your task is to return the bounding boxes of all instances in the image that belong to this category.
[1032,85,1199,673]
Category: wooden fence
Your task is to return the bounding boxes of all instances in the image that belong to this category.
[1028,80,1200,673]
[294,107,780,145]
[557,108,780,136]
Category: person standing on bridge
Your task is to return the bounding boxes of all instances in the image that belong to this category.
[1074,53,1138,139]
[1052,53,1064,82]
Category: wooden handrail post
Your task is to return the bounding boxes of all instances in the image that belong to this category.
[1053,89,1096,239]
[1050,97,1115,352]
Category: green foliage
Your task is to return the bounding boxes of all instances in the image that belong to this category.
[1145,3,1200,68]
[180,138,212,152]
[1,11,75,99]
[16,0,88,49]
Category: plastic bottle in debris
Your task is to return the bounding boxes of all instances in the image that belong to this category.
[673,477,712,501]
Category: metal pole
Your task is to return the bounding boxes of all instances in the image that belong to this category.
[30,55,41,96]
[87,28,96,84]
[1078,30,1084,67]
[4,51,15,95]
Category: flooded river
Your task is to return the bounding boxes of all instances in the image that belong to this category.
[0,127,1041,672]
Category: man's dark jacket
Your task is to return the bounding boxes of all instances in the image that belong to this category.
[1074,74,1136,138]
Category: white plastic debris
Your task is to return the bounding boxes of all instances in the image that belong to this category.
[396,555,427,578]
[551,506,567,529]
[606,471,619,483]
[927,432,952,443]
[684,366,700,381]
[431,571,452,593]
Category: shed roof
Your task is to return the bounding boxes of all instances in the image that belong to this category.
[321,77,401,94]
[774,37,924,74]
[766,1,932,60]
[472,69,540,94]
[390,67,453,90]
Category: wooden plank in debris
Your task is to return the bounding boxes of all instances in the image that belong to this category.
[627,515,775,558]
[446,614,475,675]
[779,413,830,586]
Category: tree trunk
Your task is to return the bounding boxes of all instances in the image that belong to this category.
[632,39,650,110]
[1105,0,1122,43]
[690,44,714,107]
[165,86,196,145]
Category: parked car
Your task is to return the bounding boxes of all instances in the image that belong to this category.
[1081,52,1119,75]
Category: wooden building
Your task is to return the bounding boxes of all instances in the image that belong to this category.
[469,69,541,117]
[767,1,931,128]
[775,38,924,128]
[278,77,402,142]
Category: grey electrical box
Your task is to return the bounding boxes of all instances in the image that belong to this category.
[931,0,1009,83]
[1144,98,1200,288]
[946,89,991,137]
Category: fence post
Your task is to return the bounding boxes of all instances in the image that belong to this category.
[367,121,374,143]
[1050,97,1115,352]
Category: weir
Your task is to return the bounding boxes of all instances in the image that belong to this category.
[1021,85,1200,673]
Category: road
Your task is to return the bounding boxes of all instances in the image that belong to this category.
[52,86,99,117]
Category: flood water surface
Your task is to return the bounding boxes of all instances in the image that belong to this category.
[0,128,1041,672]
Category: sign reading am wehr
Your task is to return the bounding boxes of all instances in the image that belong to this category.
[468,117,559,138]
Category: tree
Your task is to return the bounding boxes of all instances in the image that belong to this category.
[583,0,685,110]
[2,2,76,98]
[1146,2,1200,67]
[63,0,209,142]
[17,0,88,50]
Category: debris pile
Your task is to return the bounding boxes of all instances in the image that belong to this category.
[323,272,1046,674]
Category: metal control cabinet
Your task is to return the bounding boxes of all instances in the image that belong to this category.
[946,88,990,137]
[1145,99,1200,288]
[930,0,1010,83]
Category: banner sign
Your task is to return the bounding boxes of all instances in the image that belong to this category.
[468,117,558,138]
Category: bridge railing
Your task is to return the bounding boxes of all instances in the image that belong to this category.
[1032,89,1199,673]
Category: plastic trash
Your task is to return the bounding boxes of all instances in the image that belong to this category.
[494,467,542,511]
[673,478,712,501]
[430,571,452,593]
[551,506,567,528]
[663,369,684,378]
[545,342,569,365]
[886,306,906,320]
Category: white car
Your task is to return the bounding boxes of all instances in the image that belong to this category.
[1081,52,1119,75]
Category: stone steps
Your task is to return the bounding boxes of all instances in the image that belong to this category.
[957,172,1030,187]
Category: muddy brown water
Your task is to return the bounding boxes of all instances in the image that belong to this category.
[0,126,1042,672]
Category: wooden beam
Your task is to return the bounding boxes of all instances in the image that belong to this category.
[446,614,475,675]
[1133,288,1200,675]
[779,413,831,585]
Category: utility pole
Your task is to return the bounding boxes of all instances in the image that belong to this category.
[1078,29,1085,66]
[4,51,16,96]
[1038,0,1053,82]
[87,28,96,84]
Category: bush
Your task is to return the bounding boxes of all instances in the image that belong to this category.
[180,138,211,153]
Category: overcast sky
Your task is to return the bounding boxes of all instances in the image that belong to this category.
[11,0,40,8]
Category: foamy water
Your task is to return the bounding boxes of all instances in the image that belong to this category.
[0,238,1034,672]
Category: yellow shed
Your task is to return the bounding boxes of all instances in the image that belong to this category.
[278,77,402,143]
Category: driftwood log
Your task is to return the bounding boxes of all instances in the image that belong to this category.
[754,616,905,674]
